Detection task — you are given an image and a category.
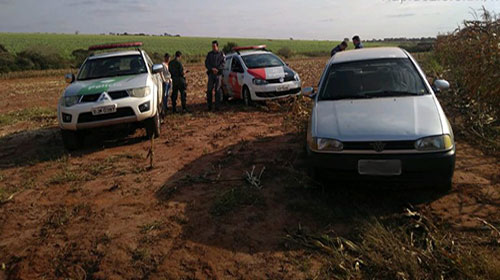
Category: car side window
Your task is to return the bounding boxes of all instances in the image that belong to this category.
[231,57,243,73]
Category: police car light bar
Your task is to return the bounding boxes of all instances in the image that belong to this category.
[232,45,267,53]
[88,42,143,51]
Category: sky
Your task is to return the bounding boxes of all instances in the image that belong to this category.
[0,0,498,40]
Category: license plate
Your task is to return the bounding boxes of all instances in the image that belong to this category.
[91,105,117,116]
[358,160,402,176]
[276,85,289,92]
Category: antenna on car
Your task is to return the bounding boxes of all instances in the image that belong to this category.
[232,45,268,55]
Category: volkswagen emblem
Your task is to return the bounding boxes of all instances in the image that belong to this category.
[279,77,284,83]
[370,142,386,152]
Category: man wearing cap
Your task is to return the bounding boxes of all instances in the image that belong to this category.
[204,40,225,111]
[330,40,348,57]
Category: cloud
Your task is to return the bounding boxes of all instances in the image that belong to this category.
[386,13,416,18]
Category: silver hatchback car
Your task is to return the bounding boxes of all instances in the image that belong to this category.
[304,47,455,190]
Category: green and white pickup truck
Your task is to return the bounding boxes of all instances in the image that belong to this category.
[57,43,164,150]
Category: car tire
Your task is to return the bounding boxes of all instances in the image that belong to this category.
[145,112,161,139]
[242,86,253,106]
[61,129,84,151]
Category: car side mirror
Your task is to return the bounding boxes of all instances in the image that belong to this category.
[302,87,316,99]
[152,64,164,74]
[433,79,450,92]
[65,73,75,83]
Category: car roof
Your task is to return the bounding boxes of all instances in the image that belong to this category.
[329,47,409,64]
[87,50,143,60]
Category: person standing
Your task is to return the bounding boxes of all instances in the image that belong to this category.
[204,40,225,111]
[160,53,172,118]
[330,41,348,57]
[169,51,189,113]
[352,35,364,49]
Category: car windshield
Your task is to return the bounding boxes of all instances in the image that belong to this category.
[241,53,284,69]
[77,55,147,80]
[318,58,429,101]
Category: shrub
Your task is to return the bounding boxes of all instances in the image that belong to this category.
[222,42,238,54]
[16,47,68,70]
[0,52,16,73]
[277,47,293,59]
[0,44,8,53]
[434,8,499,149]
[71,49,91,68]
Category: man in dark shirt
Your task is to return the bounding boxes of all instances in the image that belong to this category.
[169,51,188,113]
[352,35,364,49]
[205,40,225,111]
[330,41,348,57]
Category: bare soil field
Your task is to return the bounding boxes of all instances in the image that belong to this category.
[0,58,499,279]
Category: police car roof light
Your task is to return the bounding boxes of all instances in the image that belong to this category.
[88,42,143,51]
[232,45,267,54]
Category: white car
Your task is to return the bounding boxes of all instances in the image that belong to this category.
[58,42,164,150]
[305,47,455,191]
[222,45,301,105]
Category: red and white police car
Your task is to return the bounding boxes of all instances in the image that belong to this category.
[222,45,302,105]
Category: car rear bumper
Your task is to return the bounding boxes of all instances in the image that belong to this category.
[58,96,155,131]
[306,147,456,182]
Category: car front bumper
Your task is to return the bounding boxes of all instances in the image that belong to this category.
[306,147,456,182]
[250,80,301,101]
[58,96,155,131]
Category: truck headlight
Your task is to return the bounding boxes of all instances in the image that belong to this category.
[313,138,343,152]
[253,78,268,85]
[63,95,81,107]
[415,135,453,151]
[127,87,151,97]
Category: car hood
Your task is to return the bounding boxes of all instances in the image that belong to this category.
[314,95,443,141]
[64,73,149,97]
[247,65,295,80]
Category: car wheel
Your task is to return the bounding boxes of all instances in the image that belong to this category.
[61,129,84,151]
[243,86,253,106]
[145,112,161,138]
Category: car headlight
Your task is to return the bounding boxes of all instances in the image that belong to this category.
[312,138,343,152]
[253,78,268,85]
[63,95,81,107]
[127,87,151,97]
[415,135,453,151]
[294,73,300,81]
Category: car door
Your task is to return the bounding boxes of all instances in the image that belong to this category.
[144,53,162,108]
[229,57,245,99]
[223,56,233,97]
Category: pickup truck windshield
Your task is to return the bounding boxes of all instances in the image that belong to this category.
[319,58,429,101]
[242,53,284,69]
[77,55,147,81]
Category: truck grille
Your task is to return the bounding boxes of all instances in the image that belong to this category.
[79,91,129,103]
[77,107,135,123]
[343,141,416,151]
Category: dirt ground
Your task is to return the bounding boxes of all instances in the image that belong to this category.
[0,57,499,279]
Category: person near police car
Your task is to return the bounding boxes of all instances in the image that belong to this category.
[168,51,190,114]
[204,40,225,111]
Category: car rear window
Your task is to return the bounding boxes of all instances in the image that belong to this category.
[318,58,429,101]
[241,53,284,69]
[78,55,147,81]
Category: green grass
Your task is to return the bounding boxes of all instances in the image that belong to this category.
[0,33,396,59]
[0,107,56,126]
